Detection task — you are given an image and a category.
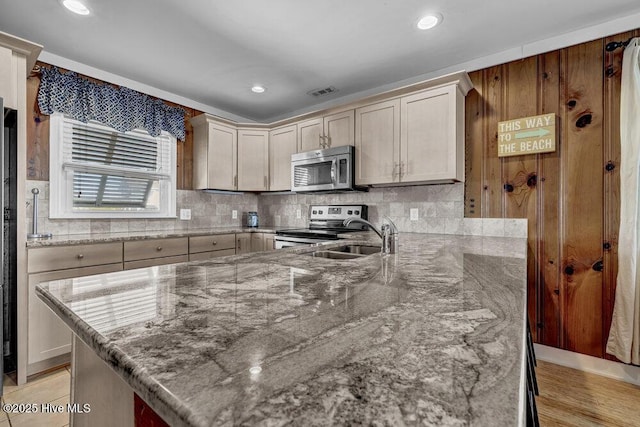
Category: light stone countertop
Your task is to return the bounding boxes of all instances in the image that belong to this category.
[25,226,291,248]
[36,233,527,426]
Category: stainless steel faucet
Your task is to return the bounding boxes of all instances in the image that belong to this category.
[343,217,398,254]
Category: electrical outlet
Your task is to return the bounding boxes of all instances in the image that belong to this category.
[179,209,191,220]
[296,209,302,219]
[232,210,238,219]
[410,208,419,221]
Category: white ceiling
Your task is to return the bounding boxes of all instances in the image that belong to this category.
[1,0,640,122]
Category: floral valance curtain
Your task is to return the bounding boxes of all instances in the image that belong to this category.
[37,67,185,140]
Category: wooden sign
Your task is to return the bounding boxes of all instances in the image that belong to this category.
[498,113,556,157]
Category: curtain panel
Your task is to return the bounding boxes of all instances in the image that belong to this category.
[37,66,185,140]
[607,37,640,365]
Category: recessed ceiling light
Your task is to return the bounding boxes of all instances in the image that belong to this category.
[417,13,442,30]
[62,0,91,15]
[251,85,266,94]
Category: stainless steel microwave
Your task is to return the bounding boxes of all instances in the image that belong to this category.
[291,145,356,192]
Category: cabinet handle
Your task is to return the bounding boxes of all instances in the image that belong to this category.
[392,163,398,180]
[400,161,405,180]
[212,241,217,246]
[76,254,84,260]
[156,246,163,251]
[234,175,238,188]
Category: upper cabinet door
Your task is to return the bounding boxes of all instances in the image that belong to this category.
[209,123,238,190]
[269,124,297,191]
[323,110,354,149]
[0,46,17,109]
[400,85,463,183]
[238,129,269,191]
[297,118,323,152]
[355,100,400,186]
[192,117,237,191]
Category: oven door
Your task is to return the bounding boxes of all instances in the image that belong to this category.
[291,152,353,192]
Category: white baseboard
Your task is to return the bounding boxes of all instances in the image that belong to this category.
[534,344,640,386]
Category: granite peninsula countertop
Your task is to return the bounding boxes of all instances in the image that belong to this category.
[25,226,290,247]
[36,233,527,426]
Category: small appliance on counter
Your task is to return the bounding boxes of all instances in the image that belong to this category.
[274,204,368,249]
[246,211,259,228]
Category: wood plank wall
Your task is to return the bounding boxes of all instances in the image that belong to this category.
[465,28,640,359]
[25,63,199,190]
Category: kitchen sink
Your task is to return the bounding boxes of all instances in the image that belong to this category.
[305,251,365,260]
[302,244,382,260]
[332,245,381,255]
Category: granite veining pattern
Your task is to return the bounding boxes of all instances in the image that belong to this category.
[36,233,527,426]
[25,226,288,247]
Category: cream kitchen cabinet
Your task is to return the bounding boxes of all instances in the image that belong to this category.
[355,80,469,186]
[188,234,236,261]
[236,233,252,254]
[238,128,269,191]
[27,242,123,375]
[123,237,188,269]
[250,232,276,252]
[355,99,401,186]
[0,34,40,110]
[0,45,18,109]
[264,233,275,251]
[191,115,238,190]
[269,124,297,191]
[297,110,354,152]
[400,85,465,183]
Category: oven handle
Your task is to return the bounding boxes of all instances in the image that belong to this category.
[275,235,329,244]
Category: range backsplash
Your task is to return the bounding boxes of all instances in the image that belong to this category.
[26,180,526,238]
[258,184,527,238]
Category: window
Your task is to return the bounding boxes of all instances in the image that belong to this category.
[49,113,176,218]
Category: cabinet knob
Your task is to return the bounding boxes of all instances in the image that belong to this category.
[76,254,84,260]
[156,246,163,251]
[212,241,217,246]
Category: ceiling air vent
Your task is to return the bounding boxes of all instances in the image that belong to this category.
[308,86,338,97]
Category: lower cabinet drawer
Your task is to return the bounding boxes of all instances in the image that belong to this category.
[189,234,236,253]
[124,255,189,270]
[124,238,188,261]
[28,242,123,274]
[188,248,236,261]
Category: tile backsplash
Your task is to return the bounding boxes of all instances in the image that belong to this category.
[258,184,527,237]
[25,180,258,235]
[25,180,527,238]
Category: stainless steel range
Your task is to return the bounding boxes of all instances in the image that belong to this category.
[274,205,368,249]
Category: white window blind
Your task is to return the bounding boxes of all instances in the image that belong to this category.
[50,113,176,218]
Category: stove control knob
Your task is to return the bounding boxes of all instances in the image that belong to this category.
[347,210,353,215]
[312,210,317,214]
[354,210,360,215]
[318,210,323,214]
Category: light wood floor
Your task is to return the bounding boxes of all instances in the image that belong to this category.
[1,368,70,427]
[536,360,640,426]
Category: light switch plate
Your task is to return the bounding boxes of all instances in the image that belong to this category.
[410,208,419,221]
[232,210,238,219]
[296,209,302,219]
[179,208,191,220]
